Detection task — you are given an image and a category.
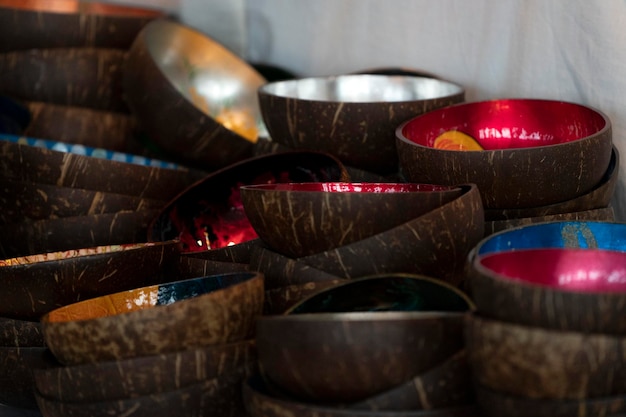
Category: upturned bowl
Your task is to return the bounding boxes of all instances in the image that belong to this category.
[0,317,44,347]
[258,74,465,175]
[465,314,626,399]
[0,136,205,200]
[286,274,474,315]
[0,210,160,258]
[35,368,251,417]
[0,179,166,224]
[33,339,256,403]
[0,0,164,52]
[469,220,626,333]
[475,384,626,417]
[149,151,349,253]
[41,271,263,365]
[243,375,480,417]
[396,99,612,209]
[0,240,180,320]
[257,311,466,403]
[295,184,484,286]
[0,47,129,112]
[124,18,267,170]
[350,350,472,411]
[470,247,626,334]
[0,346,48,409]
[484,145,619,221]
[240,182,464,258]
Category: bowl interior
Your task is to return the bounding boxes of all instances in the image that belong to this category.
[143,19,266,141]
[478,248,626,292]
[259,74,463,103]
[242,182,458,193]
[400,99,608,150]
[43,271,257,322]
[287,275,473,314]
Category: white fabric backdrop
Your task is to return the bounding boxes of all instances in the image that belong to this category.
[102,0,626,219]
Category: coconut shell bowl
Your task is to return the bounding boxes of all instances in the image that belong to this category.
[148,151,349,255]
[124,18,268,170]
[240,182,464,258]
[396,99,613,209]
[258,74,465,175]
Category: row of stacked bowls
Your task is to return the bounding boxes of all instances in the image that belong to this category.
[0,2,622,417]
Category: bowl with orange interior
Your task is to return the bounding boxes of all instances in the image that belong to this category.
[395,99,612,209]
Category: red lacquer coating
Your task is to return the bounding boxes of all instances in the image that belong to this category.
[241,182,457,193]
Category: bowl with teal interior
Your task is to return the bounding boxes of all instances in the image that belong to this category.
[41,271,264,365]
[396,99,612,209]
[470,246,626,333]
[240,182,464,258]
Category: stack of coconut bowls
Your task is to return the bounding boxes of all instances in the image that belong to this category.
[466,220,626,417]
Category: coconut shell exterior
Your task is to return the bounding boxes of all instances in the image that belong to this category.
[475,384,626,417]
[349,350,472,411]
[296,184,484,287]
[484,146,619,220]
[0,1,164,53]
[396,124,613,209]
[41,272,264,365]
[256,313,465,403]
[250,245,347,290]
[0,210,160,259]
[0,317,44,347]
[0,48,129,113]
[465,314,626,399]
[0,346,48,409]
[0,179,166,224]
[184,240,264,265]
[468,247,626,334]
[34,339,256,403]
[170,255,249,280]
[483,206,615,237]
[0,240,180,320]
[243,375,481,417]
[258,84,464,175]
[0,139,206,200]
[264,280,346,315]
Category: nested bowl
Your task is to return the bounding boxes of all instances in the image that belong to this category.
[0,346,48,409]
[0,179,166,224]
[33,339,256,403]
[0,47,129,112]
[258,74,465,175]
[257,311,466,403]
[470,247,626,334]
[41,271,263,365]
[0,210,160,258]
[243,375,480,417]
[350,350,472,411]
[396,99,612,209]
[469,221,626,333]
[148,151,349,253]
[0,0,164,52]
[124,18,267,170]
[484,145,619,221]
[295,184,484,286]
[240,182,464,258]
[0,240,180,320]
[465,314,626,399]
[475,384,626,417]
[0,317,44,347]
[0,136,205,200]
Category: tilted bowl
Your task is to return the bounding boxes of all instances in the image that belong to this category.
[259,74,465,174]
[41,271,263,365]
[240,182,463,258]
[396,99,612,209]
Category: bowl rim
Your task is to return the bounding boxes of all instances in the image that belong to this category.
[239,182,463,193]
[258,310,468,323]
[395,97,612,152]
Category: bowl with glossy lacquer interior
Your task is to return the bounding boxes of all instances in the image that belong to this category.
[149,151,348,254]
[241,182,463,258]
[396,99,612,209]
[41,271,264,365]
[465,313,626,399]
[0,0,164,52]
[0,240,180,320]
[124,18,267,170]
[259,74,464,175]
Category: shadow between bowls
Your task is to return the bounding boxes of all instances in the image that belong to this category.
[170,254,249,279]
[0,346,48,409]
[243,375,481,417]
[263,280,347,315]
